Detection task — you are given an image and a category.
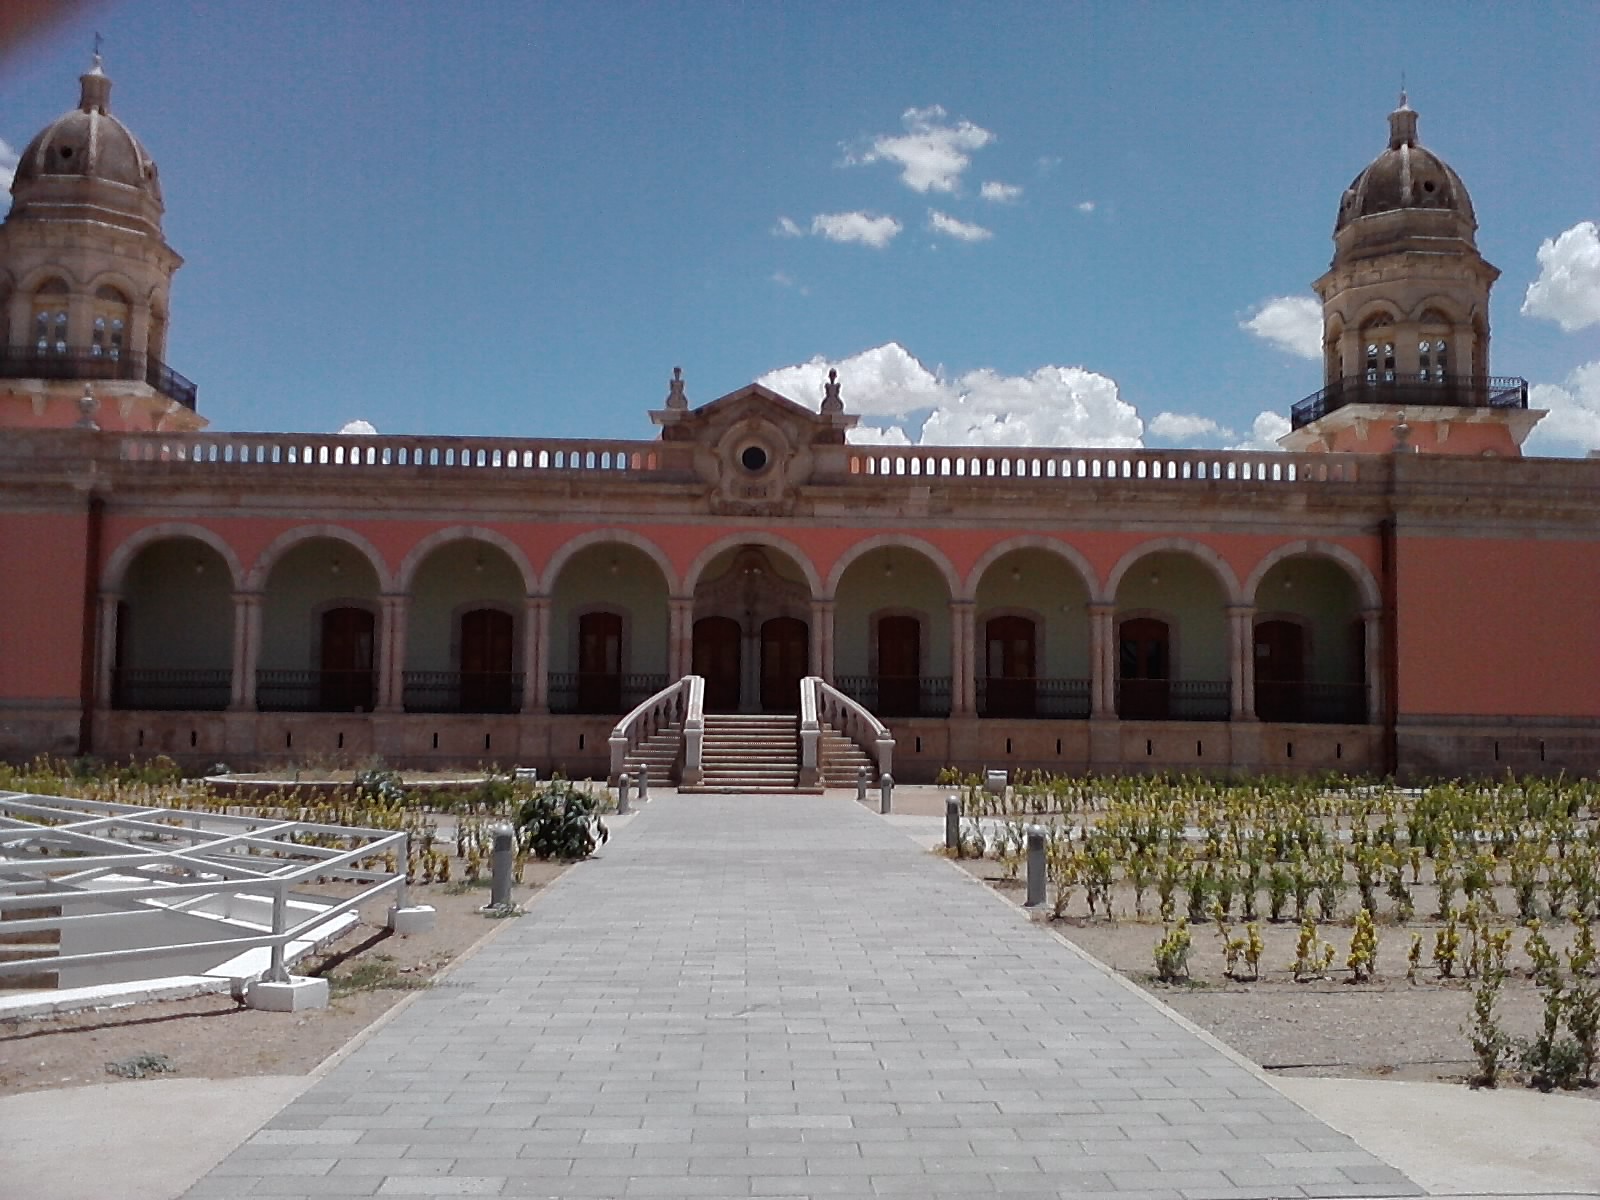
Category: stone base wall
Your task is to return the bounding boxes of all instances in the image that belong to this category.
[1396,718,1600,781]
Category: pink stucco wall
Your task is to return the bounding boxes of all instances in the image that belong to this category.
[0,513,88,700]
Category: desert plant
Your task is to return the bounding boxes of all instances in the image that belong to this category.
[1266,864,1292,923]
[514,779,609,860]
[1465,973,1510,1088]
[1433,912,1461,979]
[1290,917,1336,982]
[1346,907,1379,983]
[1153,922,1192,983]
[1406,932,1423,983]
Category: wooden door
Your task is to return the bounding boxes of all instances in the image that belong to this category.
[1118,617,1169,720]
[577,611,623,713]
[760,617,808,713]
[1254,619,1305,722]
[876,615,921,717]
[320,607,375,711]
[460,608,514,712]
[693,617,741,712]
[984,615,1036,717]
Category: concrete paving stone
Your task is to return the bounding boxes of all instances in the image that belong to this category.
[246,1179,386,1197]
[182,796,1419,1200]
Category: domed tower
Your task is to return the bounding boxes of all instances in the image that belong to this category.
[0,54,202,431]
[1283,95,1539,456]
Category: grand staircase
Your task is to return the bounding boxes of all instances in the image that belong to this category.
[698,714,807,793]
[619,722,683,789]
[818,725,877,788]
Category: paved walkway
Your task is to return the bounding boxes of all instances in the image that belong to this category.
[184,796,1420,1199]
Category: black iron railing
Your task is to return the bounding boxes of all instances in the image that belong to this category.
[548,672,668,716]
[1116,680,1232,722]
[257,669,376,713]
[1290,375,1527,430]
[0,347,198,411]
[403,670,524,714]
[1255,681,1367,725]
[976,677,1092,720]
[834,675,952,718]
[112,668,231,711]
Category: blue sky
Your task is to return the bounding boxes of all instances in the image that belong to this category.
[3,1,1598,453]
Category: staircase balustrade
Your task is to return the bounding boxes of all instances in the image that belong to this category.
[806,676,895,779]
[608,675,699,785]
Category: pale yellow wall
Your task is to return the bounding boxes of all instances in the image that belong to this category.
[1115,551,1228,680]
[405,541,524,671]
[1254,555,1362,682]
[974,549,1091,677]
[260,539,381,669]
[122,539,233,670]
[834,549,952,676]
[549,544,669,676]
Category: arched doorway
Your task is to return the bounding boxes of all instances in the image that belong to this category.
[576,611,624,713]
[973,546,1093,719]
[460,608,516,712]
[320,607,376,712]
[111,536,234,710]
[832,544,953,717]
[983,615,1037,718]
[1113,548,1230,721]
[403,537,526,714]
[258,536,383,712]
[1118,617,1171,720]
[690,545,812,713]
[1251,553,1367,723]
[547,541,671,715]
[876,615,921,717]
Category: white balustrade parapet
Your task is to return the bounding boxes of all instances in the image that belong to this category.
[608,675,699,784]
[809,676,894,778]
[844,445,1364,484]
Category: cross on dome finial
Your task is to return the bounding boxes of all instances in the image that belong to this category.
[1387,89,1418,150]
[80,36,112,112]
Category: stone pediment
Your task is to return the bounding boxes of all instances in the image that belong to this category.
[650,374,858,516]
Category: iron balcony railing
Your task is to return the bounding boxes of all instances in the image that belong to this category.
[1255,681,1367,725]
[1116,680,1232,722]
[976,677,1092,720]
[402,670,524,715]
[256,669,376,713]
[112,668,231,711]
[548,672,669,717]
[0,346,198,411]
[834,675,953,719]
[1290,374,1527,430]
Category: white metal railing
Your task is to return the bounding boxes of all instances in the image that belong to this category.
[845,445,1363,484]
[808,676,895,779]
[608,675,699,784]
[0,792,405,989]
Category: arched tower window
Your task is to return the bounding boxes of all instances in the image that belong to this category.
[1418,309,1451,383]
[31,279,69,357]
[1361,315,1395,383]
[92,286,129,360]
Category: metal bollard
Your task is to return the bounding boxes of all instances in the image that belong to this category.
[637,765,650,801]
[856,766,868,803]
[879,772,894,814]
[945,794,961,853]
[1025,824,1047,908]
[617,772,632,811]
[489,823,515,908]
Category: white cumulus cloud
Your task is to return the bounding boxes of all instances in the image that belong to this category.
[1227,411,1292,452]
[1522,221,1600,332]
[337,419,378,435]
[760,343,953,419]
[810,211,902,249]
[1241,295,1323,360]
[846,424,913,446]
[1075,200,1096,214]
[927,210,992,242]
[773,215,804,238]
[1527,362,1600,455]
[0,137,17,195]
[1149,412,1226,441]
[980,181,1022,203]
[850,105,993,194]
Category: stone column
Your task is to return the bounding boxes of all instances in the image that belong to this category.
[741,624,760,713]
[1227,605,1256,721]
[7,293,32,351]
[525,596,551,713]
[1362,607,1383,725]
[668,597,695,680]
[376,594,408,713]
[229,591,262,711]
[809,599,835,681]
[1088,603,1116,718]
[95,594,120,708]
[950,600,976,715]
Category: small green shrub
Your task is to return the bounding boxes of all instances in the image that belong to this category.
[515,779,609,860]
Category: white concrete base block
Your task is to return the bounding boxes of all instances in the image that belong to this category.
[388,904,436,934]
[245,975,329,1012]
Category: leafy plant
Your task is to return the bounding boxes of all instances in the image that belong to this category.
[106,1052,175,1079]
[1153,922,1192,983]
[515,779,609,860]
[1466,973,1510,1088]
[1346,907,1379,983]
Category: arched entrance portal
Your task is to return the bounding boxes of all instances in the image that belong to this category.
[691,545,811,713]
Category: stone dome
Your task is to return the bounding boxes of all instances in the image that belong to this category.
[1335,96,1474,237]
[8,56,165,234]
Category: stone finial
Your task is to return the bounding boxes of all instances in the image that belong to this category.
[1391,412,1412,454]
[820,367,843,414]
[80,47,112,114]
[1388,91,1418,150]
[666,365,687,409]
[76,383,101,431]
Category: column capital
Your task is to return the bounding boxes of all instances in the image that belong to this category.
[1087,601,1116,617]
[1225,603,1257,618]
[948,597,976,610]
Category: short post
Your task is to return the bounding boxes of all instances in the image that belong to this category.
[879,772,894,814]
[1025,824,1047,908]
[267,882,289,983]
[856,766,868,803]
[637,765,650,801]
[488,823,514,908]
[945,794,961,854]
[617,773,631,815]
